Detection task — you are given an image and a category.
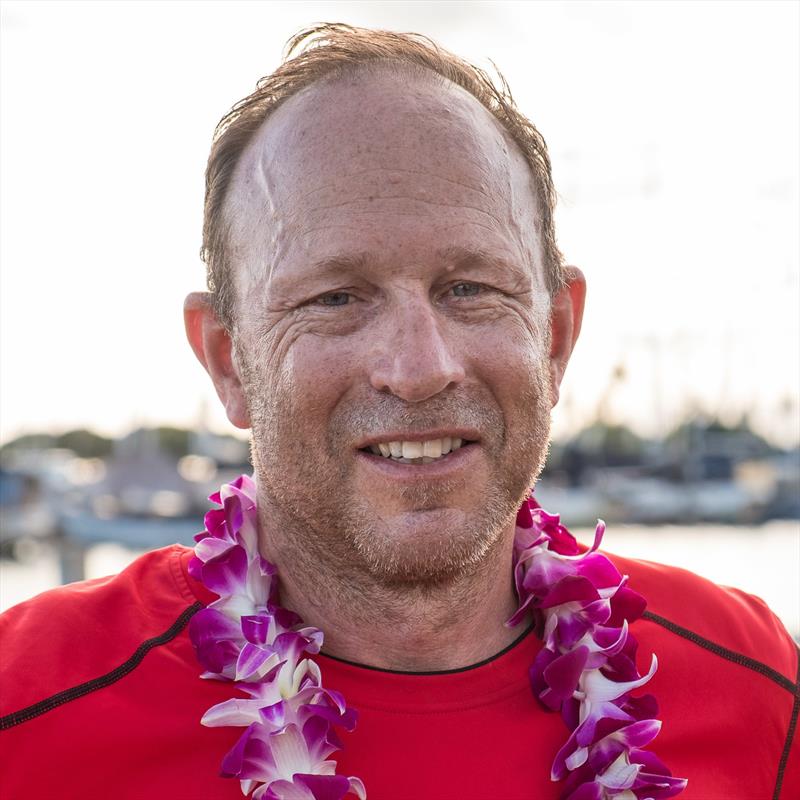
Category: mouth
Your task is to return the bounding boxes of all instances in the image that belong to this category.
[358,435,477,465]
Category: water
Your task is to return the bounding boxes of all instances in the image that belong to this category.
[1,522,798,637]
[582,521,799,638]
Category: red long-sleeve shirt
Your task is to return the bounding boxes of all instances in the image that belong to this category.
[1,544,797,799]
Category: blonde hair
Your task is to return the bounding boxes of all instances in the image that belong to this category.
[202,23,564,329]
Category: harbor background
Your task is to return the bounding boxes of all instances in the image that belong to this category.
[3,516,798,639]
[1,423,798,638]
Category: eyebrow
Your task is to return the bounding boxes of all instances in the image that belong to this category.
[306,253,370,276]
[436,245,529,277]
[306,247,525,276]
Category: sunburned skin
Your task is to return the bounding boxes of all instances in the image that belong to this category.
[185,65,585,670]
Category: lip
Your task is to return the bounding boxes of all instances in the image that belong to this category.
[354,428,481,450]
[355,440,480,480]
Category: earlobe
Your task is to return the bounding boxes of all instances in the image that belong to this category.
[548,266,586,406]
[183,292,251,430]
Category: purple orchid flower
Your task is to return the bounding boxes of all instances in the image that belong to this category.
[508,494,686,798]
[190,476,363,799]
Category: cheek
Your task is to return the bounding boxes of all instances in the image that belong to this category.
[277,337,359,433]
[465,317,552,427]
[468,313,549,376]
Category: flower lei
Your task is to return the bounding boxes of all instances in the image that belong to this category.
[189,475,687,799]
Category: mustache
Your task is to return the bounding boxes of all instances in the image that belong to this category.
[329,390,505,445]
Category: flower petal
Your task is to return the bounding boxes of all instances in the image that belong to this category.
[583,655,658,704]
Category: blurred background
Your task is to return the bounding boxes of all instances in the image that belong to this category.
[1,1,798,636]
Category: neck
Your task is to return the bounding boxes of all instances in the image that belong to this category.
[258,509,522,672]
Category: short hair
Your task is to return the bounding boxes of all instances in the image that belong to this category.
[201,23,564,330]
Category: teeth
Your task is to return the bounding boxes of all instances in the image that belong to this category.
[423,439,442,458]
[402,441,424,459]
[367,437,467,463]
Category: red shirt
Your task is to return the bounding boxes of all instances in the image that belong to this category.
[1,544,797,799]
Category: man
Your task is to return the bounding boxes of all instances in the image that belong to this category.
[1,24,797,800]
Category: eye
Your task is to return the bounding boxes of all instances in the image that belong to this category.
[451,282,482,298]
[316,291,352,307]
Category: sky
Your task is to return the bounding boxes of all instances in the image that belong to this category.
[1,0,798,446]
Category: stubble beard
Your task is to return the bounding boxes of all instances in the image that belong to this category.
[238,348,553,589]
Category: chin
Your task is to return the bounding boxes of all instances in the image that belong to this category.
[349,503,513,586]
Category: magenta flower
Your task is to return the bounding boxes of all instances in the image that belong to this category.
[508,494,686,798]
[189,476,362,799]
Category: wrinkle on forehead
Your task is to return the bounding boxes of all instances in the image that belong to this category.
[223,66,543,302]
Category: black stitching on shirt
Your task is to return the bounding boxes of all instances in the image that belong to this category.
[773,656,800,799]
[0,601,203,730]
[642,610,797,693]
[320,618,539,675]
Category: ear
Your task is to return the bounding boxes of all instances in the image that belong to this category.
[548,266,586,407]
[184,292,251,429]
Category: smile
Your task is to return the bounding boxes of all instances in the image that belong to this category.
[363,437,468,465]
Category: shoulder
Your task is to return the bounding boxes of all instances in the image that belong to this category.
[606,551,798,684]
[603,552,799,797]
[0,544,207,718]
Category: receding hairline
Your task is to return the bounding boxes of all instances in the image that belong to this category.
[227,58,483,186]
[240,57,511,146]
[226,60,536,193]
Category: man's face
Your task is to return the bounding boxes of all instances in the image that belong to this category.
[225,70,555,584]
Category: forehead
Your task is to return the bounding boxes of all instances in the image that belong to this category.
[224,67,542,289]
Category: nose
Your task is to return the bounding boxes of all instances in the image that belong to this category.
[369,297,466,402]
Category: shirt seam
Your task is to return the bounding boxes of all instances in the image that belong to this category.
[773,656,800,799]
[642,610,798,693]
[0,601,203,730]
